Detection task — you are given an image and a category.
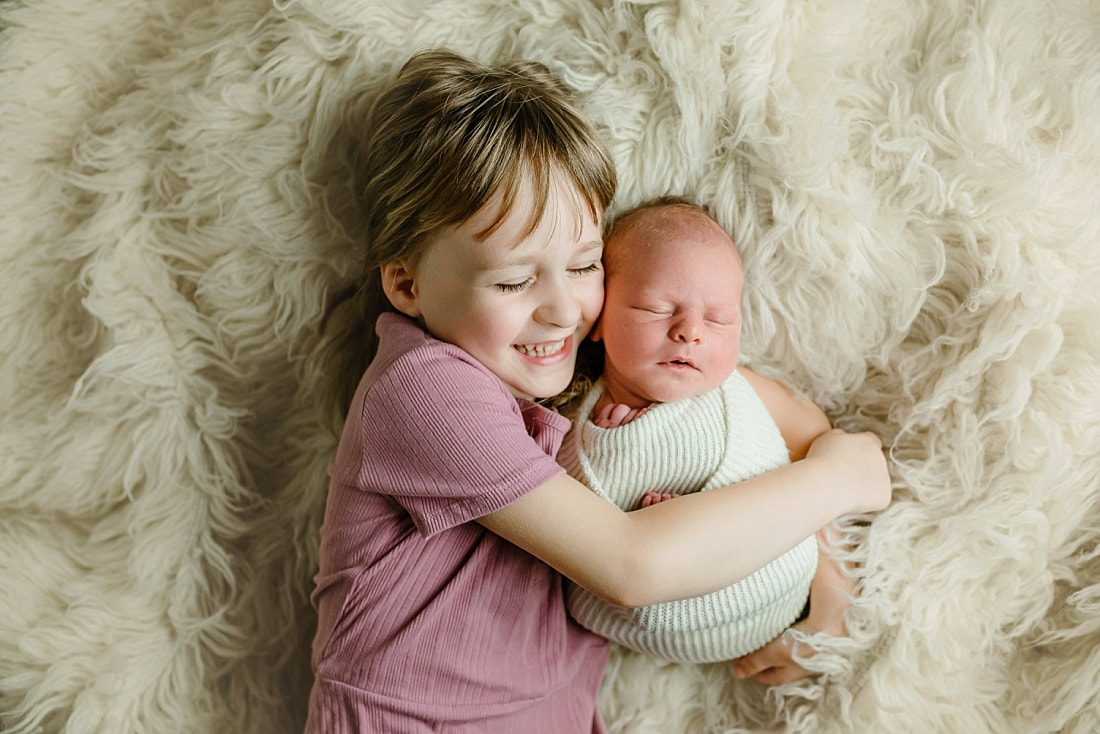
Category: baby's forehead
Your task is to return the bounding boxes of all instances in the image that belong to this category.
[606,208,740,270]
[610,206,733,248]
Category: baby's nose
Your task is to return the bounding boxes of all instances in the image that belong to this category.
[672,316,702,343]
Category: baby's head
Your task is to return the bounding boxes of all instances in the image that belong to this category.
[593,199,744,408]
[354,50,617,399]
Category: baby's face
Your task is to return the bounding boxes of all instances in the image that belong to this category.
[594,225,743,408]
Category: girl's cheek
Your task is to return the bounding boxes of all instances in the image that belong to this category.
[586,282,605,316]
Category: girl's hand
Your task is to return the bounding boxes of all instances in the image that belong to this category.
[806,429,892,515]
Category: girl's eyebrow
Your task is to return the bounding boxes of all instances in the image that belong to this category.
[481,240,604,273]
[577,239,605,256]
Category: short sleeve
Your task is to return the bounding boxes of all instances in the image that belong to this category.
[357,344,565,536]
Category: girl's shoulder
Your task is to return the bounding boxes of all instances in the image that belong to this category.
[358,314,531,439]
[370,313,504,396]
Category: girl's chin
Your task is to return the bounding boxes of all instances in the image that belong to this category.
[506,369,575,402]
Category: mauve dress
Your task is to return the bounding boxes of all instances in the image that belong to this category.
[305,314,609,733]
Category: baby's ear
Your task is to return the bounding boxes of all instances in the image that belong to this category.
[380,260,421,318]
[589,316,603,342]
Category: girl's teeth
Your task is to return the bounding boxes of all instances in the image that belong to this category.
[516,340,565,357]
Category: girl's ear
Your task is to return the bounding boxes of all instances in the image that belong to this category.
[380,260,422,318]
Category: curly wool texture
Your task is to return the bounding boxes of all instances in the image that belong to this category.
[1,0,1098,732]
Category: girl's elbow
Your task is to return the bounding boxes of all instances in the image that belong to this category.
[590,548,668,608]
[599,582,648,609]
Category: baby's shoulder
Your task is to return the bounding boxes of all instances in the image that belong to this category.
[734,366,789,405]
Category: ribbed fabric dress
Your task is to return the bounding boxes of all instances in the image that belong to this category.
[305,314,608,733]
[558,372,818,663]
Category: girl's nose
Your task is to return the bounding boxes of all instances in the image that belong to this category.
[536,277,581,328]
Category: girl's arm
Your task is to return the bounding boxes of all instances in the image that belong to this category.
[477,428,889,608]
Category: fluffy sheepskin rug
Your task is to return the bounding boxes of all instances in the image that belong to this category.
[2,0,1099,732]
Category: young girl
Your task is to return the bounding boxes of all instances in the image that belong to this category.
[305,49,892,733]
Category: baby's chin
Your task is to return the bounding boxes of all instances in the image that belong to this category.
[647,387,708,404]
[640,381,715,405]
[604,367,728,407]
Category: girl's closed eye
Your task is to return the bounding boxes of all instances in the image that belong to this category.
[497,263,599,292]
[495,278,534,293]
[569,262,602,276]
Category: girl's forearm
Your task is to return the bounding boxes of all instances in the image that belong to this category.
[615,457,846,606]
[479,430,888,608]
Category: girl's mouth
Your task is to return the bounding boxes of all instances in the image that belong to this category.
[514,338,567,358]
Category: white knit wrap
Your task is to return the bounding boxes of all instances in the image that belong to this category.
[559,371,818,662]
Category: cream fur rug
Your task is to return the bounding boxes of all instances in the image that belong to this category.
[3,0,1099,732]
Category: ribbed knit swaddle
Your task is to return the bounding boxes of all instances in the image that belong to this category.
[558,371,818,662]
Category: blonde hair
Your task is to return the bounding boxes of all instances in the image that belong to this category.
[347,49,617,359]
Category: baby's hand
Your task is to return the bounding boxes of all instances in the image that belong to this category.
[639,491,679,508]
[732,528,857,685]
[593,402,650,428]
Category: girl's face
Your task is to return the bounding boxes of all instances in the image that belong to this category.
[389,173,604,400]
[593,221,743,409]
